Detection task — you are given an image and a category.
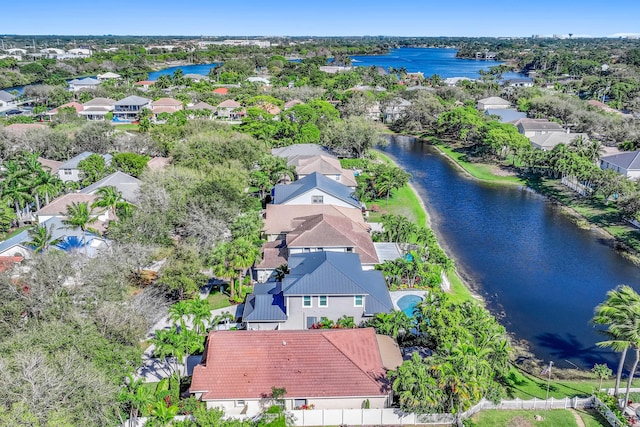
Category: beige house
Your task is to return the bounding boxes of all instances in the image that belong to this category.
[477,96,511,111]
[513,118,565,138]
[529,133,588,151]
[215,99,244,120]
[190,328,399,417]
[288,155,358,188]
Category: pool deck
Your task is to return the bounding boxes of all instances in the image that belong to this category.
[390,290,429,311]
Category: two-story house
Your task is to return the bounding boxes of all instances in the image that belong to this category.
[255,213,378,282]
[288,155,358,188]
[79,97,116,121]
[243,251,393,330]
[151,97,183,120]
[113,95,151,121]
[57,151,112,183]
[271,172,361,209]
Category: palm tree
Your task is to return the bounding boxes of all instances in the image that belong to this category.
[227,237,260,299]
[26,223,62,253]
[593,285,640,402]
[32,169,63,210]
[390,352,442,413]
[62,201,98,255]
[168,300,191,330]
[92,186,132,221]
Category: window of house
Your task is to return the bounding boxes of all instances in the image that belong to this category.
[294,399,308,409]
[354,295,364,307]
[311,195,324,204]
[235,400,246,407]
[346,247,354,253]
[64,169,72,175]
[335,175,340,181]
[303,248,311,253]
[306,316,316,329]
[319,296,328,307]
[303,296,312,307]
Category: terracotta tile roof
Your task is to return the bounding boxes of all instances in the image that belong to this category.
[283,99,303,109]
[190,328,389,400]
[263,204,368,237]
[152,106,181,114]
[49,102,84,114]
[189,101,216,111]
[287,214,379,264]
[135,80,156,86]
[0,256,23,272]
[212,87,229,94]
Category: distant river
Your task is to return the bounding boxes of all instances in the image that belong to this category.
[381,136,640,369]
[351,47,525,79]
[147,63,220,80]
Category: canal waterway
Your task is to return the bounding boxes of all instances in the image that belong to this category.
[381,136,640,369]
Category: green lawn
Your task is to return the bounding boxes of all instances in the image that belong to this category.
[506,367,638,400]
[446,270,475,304]
[435,143,525,185]
[112,123,140,131]
[472,409,583,427]
[207,291,233,310]
[575,408,610,427]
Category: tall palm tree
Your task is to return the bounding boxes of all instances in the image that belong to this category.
[62,201,98,256]
[227,237,260,299]
[92,186,132,220]
[32,169,63,210]
[593,285,640,401]
[26,223,62,253]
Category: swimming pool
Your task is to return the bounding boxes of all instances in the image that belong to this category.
[396,294,423,318]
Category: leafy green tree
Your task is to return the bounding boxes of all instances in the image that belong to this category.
[111,152,150,177]
[592,363,612,390]
[322,116,387,158]
[365,311,414,337]
[78,153,111,186]
[390,352,442,413]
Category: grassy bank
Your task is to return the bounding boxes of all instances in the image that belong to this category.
[529,178,640,261]
[371,149,473,303]
[435,142,525,185]
[472,409,605,427]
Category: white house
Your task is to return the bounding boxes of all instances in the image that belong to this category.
[271,172,361,209]
[600,150,640,179]
[477,96,511,111]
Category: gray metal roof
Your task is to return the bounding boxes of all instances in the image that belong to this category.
[282,252,392,315]
[69,77,101,85]
[272,172,360,208]
[114,95,151,106]
[0,90,16,103]
[241,282,287,322]
[79,171,141,204]
[59,152,113,170]
[600,150,640,171]
[272,144,334,159]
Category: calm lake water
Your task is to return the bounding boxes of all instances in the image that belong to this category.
[381,136,640,369]
[351,47,525,79]
[147,63,220,80]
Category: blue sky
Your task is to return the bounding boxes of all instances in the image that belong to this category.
[3,0,639,37]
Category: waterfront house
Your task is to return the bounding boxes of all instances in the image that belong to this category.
[512,118,565,138]
[529,133,589,151]
[134,81,156,91]
[600,150,640,179]
[57,151,113,183]
[382,98,412,123]
[80,97,116,121]
[183,74,209,82]
[255,212,379,282]
[288,155,358,188]
[113,95,151,121]
[272,143,334,160]
[505,78,534,88]
[68,77,101,92]
[271,172,361,209]
[0,90,17,112]
[96,72,121,81]
[476,96,511,111]
[262,204,368,242]
[189,328,399,416]
[244,251,392,330]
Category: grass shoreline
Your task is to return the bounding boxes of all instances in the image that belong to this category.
[373,149,475,303]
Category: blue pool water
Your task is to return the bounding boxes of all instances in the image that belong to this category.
[396,294,424,318]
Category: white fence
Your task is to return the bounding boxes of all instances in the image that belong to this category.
[122,396,596,427]
[593,396,626,427]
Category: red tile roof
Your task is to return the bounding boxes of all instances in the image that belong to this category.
[49,102,84,114]
[3,123,48,135]
[135,80,156,86]
[190,328,389,400]
[0,256,23,272]
[212,87,229,94]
